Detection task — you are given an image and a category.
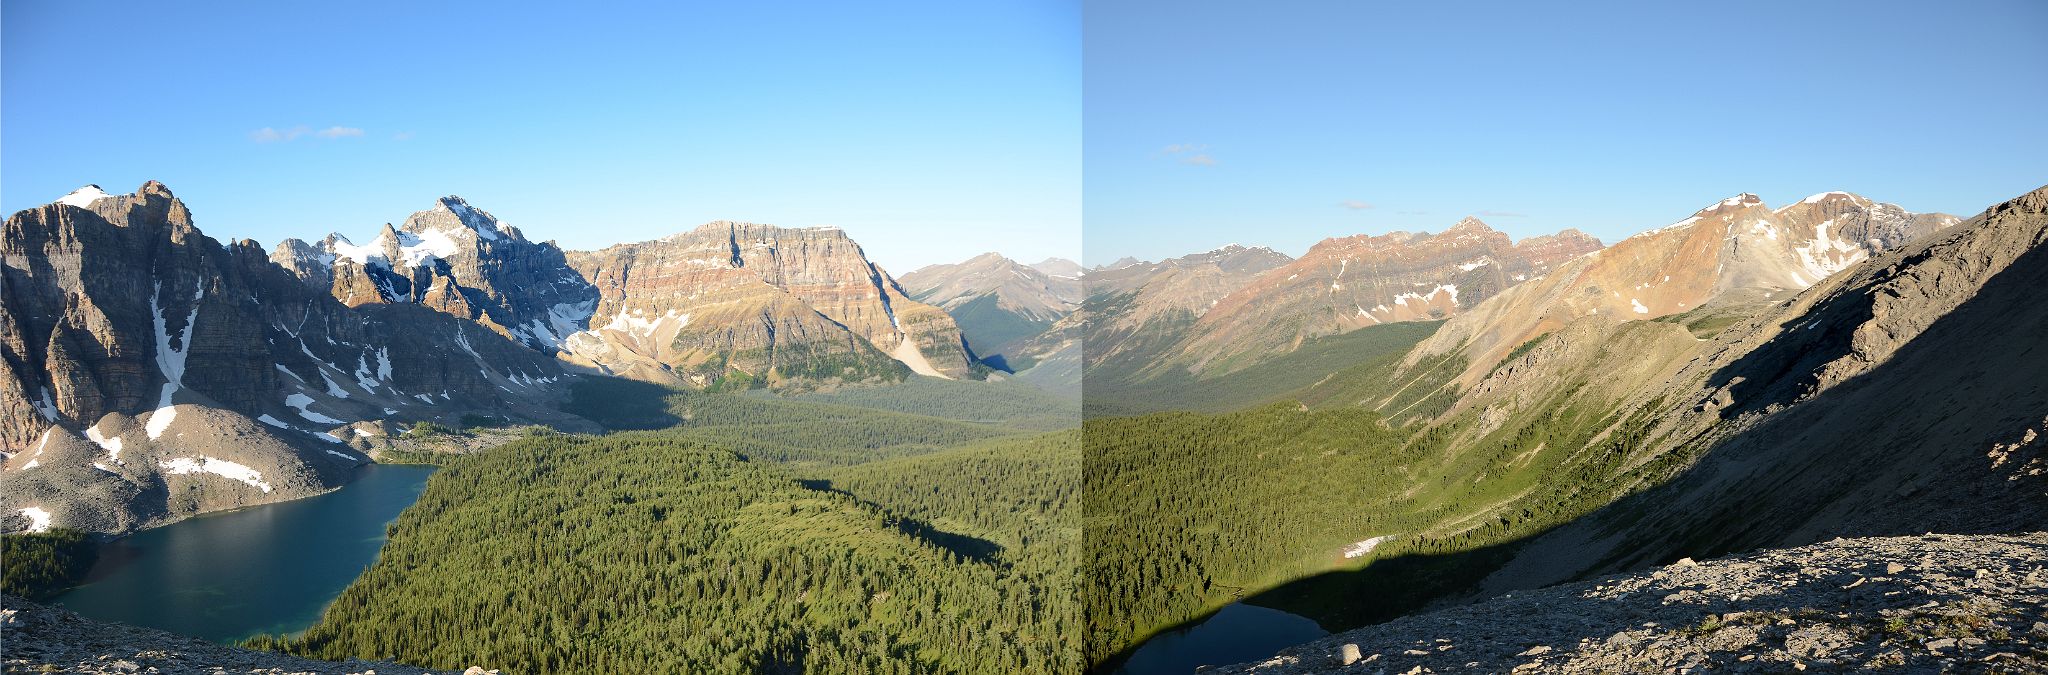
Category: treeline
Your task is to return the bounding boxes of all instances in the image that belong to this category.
[0,529,98,600]
[250,430,1079,674]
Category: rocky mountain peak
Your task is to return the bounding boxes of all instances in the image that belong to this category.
[1696,192,1767,216]
[403,196,514,243]
[1446,216,1496,234]
[55,185,115,209]
[1030,258,1084,278]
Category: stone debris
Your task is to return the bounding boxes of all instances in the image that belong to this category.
[1,594,494,675]
[1210,532,2048,674]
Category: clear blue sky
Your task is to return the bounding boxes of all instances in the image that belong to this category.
[3,1,1079,273]
[1084,0,2048,265]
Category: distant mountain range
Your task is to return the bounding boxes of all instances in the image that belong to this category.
[1080,185,2048,668]
[0,182,1068,534]
[1085,193,1955,385]
[899,252,1083,388]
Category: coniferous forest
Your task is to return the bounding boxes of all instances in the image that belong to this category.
[247,381,1080,674]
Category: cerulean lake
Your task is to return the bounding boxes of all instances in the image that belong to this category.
[54,463,437,643]
[1114,602,1330,674]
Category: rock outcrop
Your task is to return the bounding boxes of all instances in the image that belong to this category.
[557,221,978,387]
[2,593,488,674]
[1216,533,2048,674]
[273,196,601,352]
[1,184,585,535]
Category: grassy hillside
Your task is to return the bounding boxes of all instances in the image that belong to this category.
[1084,321,1443,417]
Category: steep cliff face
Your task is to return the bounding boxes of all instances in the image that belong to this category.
[1,183,578,535]
[557,221,977,387]
[1173,218,1602,373]
[1411,193,1957,385]
[271,196,601,352]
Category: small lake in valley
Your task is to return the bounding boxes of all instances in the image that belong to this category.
[53,463,437,643]
[1113,602,1330,674]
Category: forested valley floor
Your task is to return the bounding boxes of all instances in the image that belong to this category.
[247,377,1081,674]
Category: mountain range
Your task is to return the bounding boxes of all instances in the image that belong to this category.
[0,182,1068,535]
[1080,185,2048,669]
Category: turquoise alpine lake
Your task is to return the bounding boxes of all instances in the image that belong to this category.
[52,463,437,644]
[1114,602,1330,674]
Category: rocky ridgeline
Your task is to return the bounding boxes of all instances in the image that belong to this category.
[1178,218,1602,374]
[1,594,497,675]
[1214,533,2048,674]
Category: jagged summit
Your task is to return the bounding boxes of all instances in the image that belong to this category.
[1701,192,1766,213]
[54,185,114,208]
[404,195,518,242]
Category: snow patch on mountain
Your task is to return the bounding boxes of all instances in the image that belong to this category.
[284,393,345,425]
[160,456,273,493]
[18,507,52,533]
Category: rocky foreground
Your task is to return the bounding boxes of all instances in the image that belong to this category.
[0,595,494,675]
[1214,533,2048,674]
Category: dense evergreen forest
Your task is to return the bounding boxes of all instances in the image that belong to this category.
[1082,364,1690,667]
[253,378,1080,674]
[0,528,98,600]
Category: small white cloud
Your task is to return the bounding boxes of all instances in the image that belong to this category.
[250,126,310,143]
[392,131,415,141]
[1180,154,1217,167]
[250,125,367,143]
[1477,210,1527,218]
[1340,200,1374,210]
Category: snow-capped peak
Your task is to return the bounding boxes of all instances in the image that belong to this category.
[56,185,115,208]
[1798,191,1865,205]
[434,196,504,241]
[1711,193,1764,209]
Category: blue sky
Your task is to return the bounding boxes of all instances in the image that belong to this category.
[1085,0,2048,265]
[2,1,1078,273]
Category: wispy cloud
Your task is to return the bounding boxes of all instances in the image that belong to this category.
[1339,200,1375,210]
[392,131,415,141]
[250,125,367,143]
[250,126,310,143]
[1476,210,1527,218]
[1161,143,1217,167]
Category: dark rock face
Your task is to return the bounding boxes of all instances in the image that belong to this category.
[2,183,577,534]
[272,196,602,352]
